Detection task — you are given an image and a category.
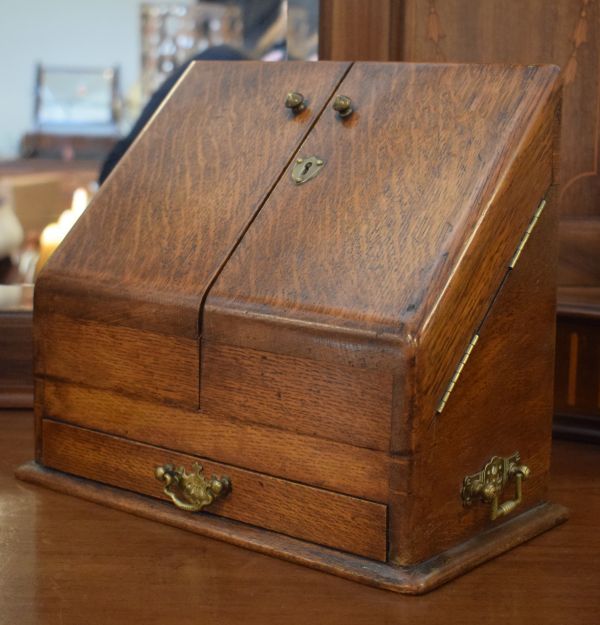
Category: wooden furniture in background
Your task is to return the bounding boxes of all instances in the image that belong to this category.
[20,132,118,161]
[3,411,599,624]
[0,286,33,408]
[0,159,99,409]
[319,0,600,441]
[20,61,566,593]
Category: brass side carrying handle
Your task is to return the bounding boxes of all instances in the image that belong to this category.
[461,453,530,521]
[155,462,231,512]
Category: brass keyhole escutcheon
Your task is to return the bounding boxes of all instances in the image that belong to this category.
[155,462,231,513]
[292,156,324,185]
[461,453,530,521]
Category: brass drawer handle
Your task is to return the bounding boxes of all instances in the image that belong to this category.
[155,462,231,512]
[461,453,530,521]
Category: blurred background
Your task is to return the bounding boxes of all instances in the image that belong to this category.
[0,0,598,443]
[0,0,319,291]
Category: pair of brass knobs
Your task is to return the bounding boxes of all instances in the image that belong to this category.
[285,92,353,118]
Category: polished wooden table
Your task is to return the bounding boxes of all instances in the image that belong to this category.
[1,410,599,624]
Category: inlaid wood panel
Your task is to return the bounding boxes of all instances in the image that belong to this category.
[554,306,600,427]
[402,0,599,219]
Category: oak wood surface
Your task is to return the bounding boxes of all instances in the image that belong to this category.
[411,71,559,425]
[396,171,558,564]
[35,61,351,338]
[200,341,393,451]
[206,63,559,368]
[2,411,599,623]
[16,462,567,595]
[321,0,600,222]
[40,419,387,561]
[41,379,398,501]
[30,62,564,578]
[37,313,198,407]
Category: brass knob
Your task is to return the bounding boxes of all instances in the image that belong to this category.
[285,91,306,114]
[333,95,353,118]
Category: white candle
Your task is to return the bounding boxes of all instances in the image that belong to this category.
[71,187,89,218]
[37,222,64,273]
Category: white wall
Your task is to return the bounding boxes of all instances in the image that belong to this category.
[0,0,142,158]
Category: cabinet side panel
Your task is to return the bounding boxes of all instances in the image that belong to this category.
[392,182,559,566]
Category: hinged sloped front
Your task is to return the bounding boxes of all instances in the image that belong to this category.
[34,61,351,408]
[436,195,550,414]
[204,64,561,368]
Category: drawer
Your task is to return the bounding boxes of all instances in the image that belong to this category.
[41,420,388,561]
[41,380,397,502]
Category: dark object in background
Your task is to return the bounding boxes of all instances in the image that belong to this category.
[98,45,248,185]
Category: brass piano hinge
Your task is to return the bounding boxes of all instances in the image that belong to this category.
[435,195,547,414]
[508,198,547,269]
[436,333,480,414]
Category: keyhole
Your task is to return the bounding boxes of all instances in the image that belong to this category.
[301,161,313,177]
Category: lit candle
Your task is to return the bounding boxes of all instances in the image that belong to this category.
[35,187,91,275]
[71,187,89,218]
[36,222,64,273]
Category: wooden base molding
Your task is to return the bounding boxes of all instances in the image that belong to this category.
[15,461,568,595]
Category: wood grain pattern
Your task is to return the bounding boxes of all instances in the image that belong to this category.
[411,75,560,427]
[206,63,560,369]
[319,0,403,61]
[40,419,387,561]
[28,61,565,587]
[0,311,33,408]
[3,413,592,620]
[41,379,399,501]
[392,167,559,564]
[400,0,599,221]
[16,460,567,595]
[36,313,198,407]
[200,342,393,451]
[35,61,351,338]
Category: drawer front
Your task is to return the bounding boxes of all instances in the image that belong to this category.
[41,420,387,561]
[41,379,396,502]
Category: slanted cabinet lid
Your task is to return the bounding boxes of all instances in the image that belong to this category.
[37,61,351,338]
[205,62,560,366]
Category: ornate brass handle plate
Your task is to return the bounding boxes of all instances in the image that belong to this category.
[155,462,231,512]
[461,453,530,521]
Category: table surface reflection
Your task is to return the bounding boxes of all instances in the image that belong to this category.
[1,410,599,625]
